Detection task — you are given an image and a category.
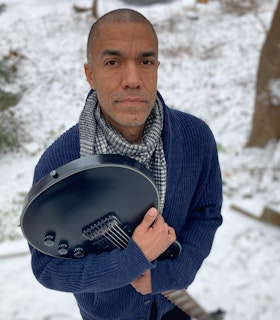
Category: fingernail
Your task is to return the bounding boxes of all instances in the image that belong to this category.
[148,208,156,217]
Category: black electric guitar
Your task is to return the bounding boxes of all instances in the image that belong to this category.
[20,154,181,260]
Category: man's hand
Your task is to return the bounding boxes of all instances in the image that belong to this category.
[132,207,176,262]
[131,270,152,295]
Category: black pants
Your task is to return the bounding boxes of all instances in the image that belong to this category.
[81,301,191,320]
[150,300,191,320]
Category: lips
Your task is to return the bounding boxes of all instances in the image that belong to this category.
[118,97,145,103]
[116,96,147,108]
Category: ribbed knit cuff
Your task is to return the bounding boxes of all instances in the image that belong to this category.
[124,239,157,278]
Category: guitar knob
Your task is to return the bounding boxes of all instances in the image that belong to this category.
[44,232,55,247]
[74,246,85,259]
[58,241,68,256]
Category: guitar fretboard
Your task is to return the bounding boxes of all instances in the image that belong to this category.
[162,290,214,320]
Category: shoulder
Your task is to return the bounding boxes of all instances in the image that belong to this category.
[158,92,213,136]
[33,124,80,184]
[163,104,216,148]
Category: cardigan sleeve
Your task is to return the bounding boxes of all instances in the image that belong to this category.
[151,110,223,293]
[31,239,155,293]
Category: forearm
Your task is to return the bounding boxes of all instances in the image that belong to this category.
[31,239,155,293]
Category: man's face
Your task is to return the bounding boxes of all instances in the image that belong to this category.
[84,22,160,139]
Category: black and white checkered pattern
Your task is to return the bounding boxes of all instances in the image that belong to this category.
[79,90,167,211]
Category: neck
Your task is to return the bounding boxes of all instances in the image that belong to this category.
[100,112,145,144]
[117,126,144,144]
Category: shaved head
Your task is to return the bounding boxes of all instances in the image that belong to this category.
[86,8,158,63]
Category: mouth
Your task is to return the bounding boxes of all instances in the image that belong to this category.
[116,97,146,107]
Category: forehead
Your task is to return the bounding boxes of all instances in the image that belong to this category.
[91,22,158,57]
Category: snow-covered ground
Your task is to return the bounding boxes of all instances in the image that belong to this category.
[0,0,279,319]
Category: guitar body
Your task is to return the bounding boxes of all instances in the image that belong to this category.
[21,154,181,260]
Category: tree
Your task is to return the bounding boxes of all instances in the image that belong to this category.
[246,0,280,147]
[73,0,98,19]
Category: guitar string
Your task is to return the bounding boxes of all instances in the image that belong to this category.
[104,230,126,249]
[107,227,129,248]
[103,233,122,249]
[115,225,130,243]
[104,225,130,249]
[111,220,130,243]
[105,234,126,249]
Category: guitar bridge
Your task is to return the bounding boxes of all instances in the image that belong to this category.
[82,212,130,250]
[82,212,120,241]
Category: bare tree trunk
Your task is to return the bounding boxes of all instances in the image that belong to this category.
[92,0,98,19]
[246,1,280,147]
[73,0,98,18]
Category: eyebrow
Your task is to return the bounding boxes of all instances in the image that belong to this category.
[102,49,122,57]
[101,49,157,58]
[142,51,157,58]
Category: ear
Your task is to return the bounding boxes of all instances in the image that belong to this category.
[84,63,96,89]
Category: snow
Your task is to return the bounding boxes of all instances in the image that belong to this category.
[1,0,280,319]
[269,78,280,106]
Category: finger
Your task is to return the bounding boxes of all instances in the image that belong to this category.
[151,214,164,228]
[167,226,174,234]
[155,217,170,233]
[167,227,177,241]
[142,207,158,229]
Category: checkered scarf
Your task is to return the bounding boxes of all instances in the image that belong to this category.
[79,90,166,211]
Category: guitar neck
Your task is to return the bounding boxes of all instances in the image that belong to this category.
[162,290,214,320]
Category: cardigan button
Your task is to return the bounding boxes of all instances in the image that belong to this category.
[144,299,151,305]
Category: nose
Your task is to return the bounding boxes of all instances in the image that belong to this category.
[121,62,142,89]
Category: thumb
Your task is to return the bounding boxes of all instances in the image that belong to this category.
[142,207,158,228]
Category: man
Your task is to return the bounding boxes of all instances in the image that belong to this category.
[29,8,223,320]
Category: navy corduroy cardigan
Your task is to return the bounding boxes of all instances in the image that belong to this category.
[30,93,223,320]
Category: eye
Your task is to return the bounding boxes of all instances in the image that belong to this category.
[142,59,154,65]
[105,60,118,66]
